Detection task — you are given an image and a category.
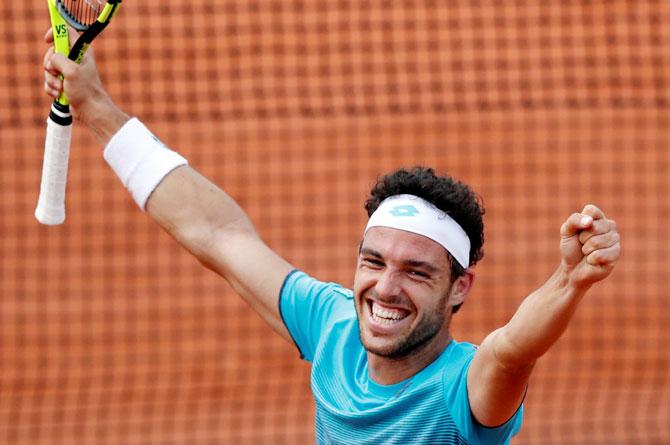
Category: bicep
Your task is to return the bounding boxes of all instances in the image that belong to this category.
[146,166,296,342]
[467,329,532,427]
[207,230,295,342]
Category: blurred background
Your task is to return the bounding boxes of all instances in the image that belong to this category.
[1,1,668,443]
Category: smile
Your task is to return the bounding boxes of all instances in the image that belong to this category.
[369,301,410,326]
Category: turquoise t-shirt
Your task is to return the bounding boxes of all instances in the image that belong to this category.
[279,270,523,445]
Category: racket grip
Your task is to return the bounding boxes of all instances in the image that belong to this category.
[35,103,73,225]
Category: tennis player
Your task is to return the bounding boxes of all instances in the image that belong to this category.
[43,36,620,444]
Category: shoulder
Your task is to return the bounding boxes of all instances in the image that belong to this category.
[280,270,355,323]
[279,270,357,361]
[445,340,479,366]
[280,269,354,303]
[440,341,479,393]
[282,270,353,301]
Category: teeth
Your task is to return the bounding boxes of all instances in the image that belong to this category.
[371,302,406,323]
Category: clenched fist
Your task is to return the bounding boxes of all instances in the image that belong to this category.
[560,204,620,289]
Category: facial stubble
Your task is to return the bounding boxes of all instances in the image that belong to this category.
[358,285,453,359]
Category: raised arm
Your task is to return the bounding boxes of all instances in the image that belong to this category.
[43,34,295,342]
[146,168,294,339]
[467,204,621,426]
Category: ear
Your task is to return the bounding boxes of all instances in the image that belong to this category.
[449,270,475,308]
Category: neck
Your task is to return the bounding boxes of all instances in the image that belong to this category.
[367,333,453,385]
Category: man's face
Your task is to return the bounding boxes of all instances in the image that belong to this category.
[353,226,463,359]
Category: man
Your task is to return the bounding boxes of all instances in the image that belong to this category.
[43,31,620,444]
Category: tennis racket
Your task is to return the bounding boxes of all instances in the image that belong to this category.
[35,0,122,225]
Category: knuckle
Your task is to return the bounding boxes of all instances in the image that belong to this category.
[581,243,594,255]
[583,204,605,219]
[68,65,81,78]
[61,63,74,77]
[578,234,592,247]
[595,220,609,233]
[589,250,606,264]
[588,237,604,251]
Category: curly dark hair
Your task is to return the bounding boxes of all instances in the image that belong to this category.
[364,167,485,312]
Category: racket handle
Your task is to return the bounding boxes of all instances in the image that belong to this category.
[35,102,73,225]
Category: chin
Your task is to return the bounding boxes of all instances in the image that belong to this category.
[359,319,442,360]
[359,330,416,359]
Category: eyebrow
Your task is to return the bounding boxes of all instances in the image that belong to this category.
[359,247,440,274]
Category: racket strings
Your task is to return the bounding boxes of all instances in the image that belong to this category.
[58,0,103,28]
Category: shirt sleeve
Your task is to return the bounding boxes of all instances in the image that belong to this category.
[279,270,354,362]
[443,345,524,444]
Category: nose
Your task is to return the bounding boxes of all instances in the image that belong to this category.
[374,269,402,301]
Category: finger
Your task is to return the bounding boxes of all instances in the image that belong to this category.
[44,70,63,89]
[49,52,78,78]
[68,25,80,47]
[44,28,54,44]
[44,79,62,99]
[578,218,615,245]
[43,47,61,76]
[560,212,594,238]
[581,229,621,257]
[44,71,63,96]
[581,204,606,221]
[586,243,621,266]
[43,47,64,97]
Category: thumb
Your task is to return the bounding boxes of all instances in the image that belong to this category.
[560,213,593,239]
[559,212,593,267]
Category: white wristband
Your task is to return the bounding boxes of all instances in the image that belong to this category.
[103,118,188,210]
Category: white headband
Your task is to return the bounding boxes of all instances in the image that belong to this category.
[364,194,471,268]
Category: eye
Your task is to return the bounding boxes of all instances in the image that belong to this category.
[408,270,429,279]
[362,257,384,268]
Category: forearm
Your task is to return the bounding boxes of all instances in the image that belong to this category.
[46,35,295,340]
[59,53,255,254]
[494,264,590,368]
[80,95,260,268]
[467,264,589,426]
[78,93,131,145]
[468,206,619,426]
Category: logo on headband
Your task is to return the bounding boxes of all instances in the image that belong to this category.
[389,205,420,217]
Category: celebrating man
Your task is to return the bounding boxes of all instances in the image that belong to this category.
[43,31,620,444]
